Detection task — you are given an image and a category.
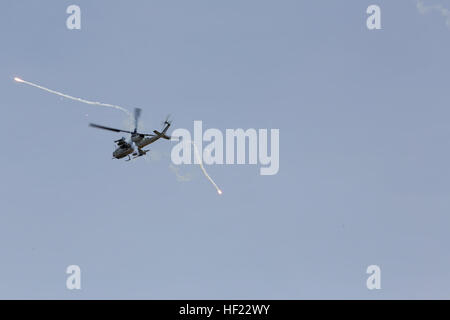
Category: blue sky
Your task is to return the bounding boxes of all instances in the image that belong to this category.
[1,0,450,299]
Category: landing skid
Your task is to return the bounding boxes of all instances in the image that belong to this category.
[130,149,150,160]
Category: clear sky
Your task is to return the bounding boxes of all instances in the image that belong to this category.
[1,0,450,299]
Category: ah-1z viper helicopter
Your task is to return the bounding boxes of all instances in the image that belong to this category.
[89,108,174,161]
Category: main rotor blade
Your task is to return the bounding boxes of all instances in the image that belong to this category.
[89,123,134,134]
[134,108,141,132]
[135,132,156,137]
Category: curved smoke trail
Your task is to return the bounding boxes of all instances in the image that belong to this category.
[14,77,131,116]
[189,140,223,195]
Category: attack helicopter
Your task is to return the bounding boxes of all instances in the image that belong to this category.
[89,108,174,161]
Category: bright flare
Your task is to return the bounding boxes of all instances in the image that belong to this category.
[218,190,223,195]
[14,77,24,83]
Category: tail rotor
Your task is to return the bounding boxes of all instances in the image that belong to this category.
[161,114,172,127]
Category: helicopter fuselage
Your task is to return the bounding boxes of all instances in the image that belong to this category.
[133,135,160,149]
[89,108,172,161]
[113,145,134,159]
[112,136,159,159]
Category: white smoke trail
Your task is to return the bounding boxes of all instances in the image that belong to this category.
[189,140,223,195]
[168,164,193,182]
[417,0,450,28]
[14,77,131,116]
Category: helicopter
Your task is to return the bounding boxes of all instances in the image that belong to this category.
[89,108,174,161]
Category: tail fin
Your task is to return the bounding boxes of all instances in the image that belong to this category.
[153,130,171,140]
